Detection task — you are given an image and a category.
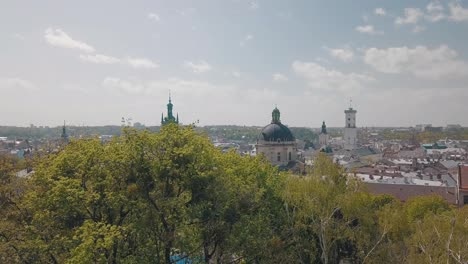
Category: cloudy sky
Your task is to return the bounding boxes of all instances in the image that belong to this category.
[1,0,468,127]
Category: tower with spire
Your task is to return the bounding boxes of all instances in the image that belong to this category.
[61,120,69,144]
[161,92,179,126]
[319,121,330,147]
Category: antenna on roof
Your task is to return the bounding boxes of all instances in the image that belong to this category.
[349,98,353,109]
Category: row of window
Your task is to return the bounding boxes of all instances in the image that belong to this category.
[277,152,292,162]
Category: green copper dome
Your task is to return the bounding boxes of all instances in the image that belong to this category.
[259,107,295,142]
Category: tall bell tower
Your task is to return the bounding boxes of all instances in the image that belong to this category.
[344,102,357,150]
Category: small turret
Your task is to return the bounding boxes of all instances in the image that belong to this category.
[321,121,327,134]
[272,106,281,124]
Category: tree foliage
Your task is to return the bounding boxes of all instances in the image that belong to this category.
[0,126,467,263]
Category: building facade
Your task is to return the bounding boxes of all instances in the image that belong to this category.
[256,107,297,167]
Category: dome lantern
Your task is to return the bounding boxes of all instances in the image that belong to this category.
[272,106,281,124]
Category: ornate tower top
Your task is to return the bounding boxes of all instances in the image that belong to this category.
[61,120,69,143]
[321,121,327,134]
[161,92,179,126]
[272,106,281,124]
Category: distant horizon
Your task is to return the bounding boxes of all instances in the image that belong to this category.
[0,122,464,129]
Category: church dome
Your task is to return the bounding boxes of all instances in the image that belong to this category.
[259,106,295,142]
[260,123,295,142]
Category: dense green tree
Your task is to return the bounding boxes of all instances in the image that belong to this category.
[282,154,370,263]
[1,127,467,264]
[407,206,468,264]
[0,125,286,263]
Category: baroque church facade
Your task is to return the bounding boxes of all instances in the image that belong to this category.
[255,107,298,167]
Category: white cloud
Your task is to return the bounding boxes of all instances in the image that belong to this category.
[250,2,259,10]
[0,77,38,91]
[79,54,159,69]
[273,73,288,82]
[232,71,241,78]
[102,77,145,95]
[44,28,95,53]
[325,47,354,62]
[102,77,234,98]
[240,34,254,46]
[427,1,444,13]
[448,2,468,21]
[395,8,423,24]
[375,8,386,16]
[147,13,161,22]
[364,45,468,79]
[79,54,120,64]
[292,61,374,93]
[426,1,445,22]
[183,61,212,73]
[126,57,159,69]
[355,25,383,35]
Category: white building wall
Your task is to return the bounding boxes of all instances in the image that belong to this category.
[319,133,329,146]
[344,108,357,150]
[256,142,297,166]
[344,128,357,150]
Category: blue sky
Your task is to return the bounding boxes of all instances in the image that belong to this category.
[1,0,468,127]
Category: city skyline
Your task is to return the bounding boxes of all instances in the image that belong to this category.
[2,0,468,127]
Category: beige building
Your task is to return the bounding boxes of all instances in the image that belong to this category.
[256,107,297,167]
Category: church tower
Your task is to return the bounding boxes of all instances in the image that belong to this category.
[61,120,69,144]
[319,121,330,147]
[343,106,357,150]
[161,92,179,126]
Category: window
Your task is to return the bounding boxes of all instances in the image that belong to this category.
[464,195,468,205]
[288,152,292,161]
[277,152,281,162]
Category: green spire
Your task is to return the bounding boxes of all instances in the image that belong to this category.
[272,106,281,123]
[61,120,69,143]
[161,92,179,126]
[167,93,173,120]
[321,121,327,134]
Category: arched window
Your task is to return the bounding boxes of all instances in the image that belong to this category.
[288,152,292,161]
[277,152,281,162]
